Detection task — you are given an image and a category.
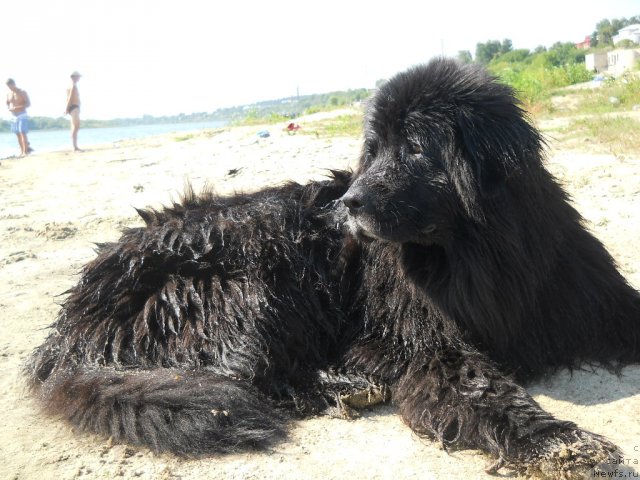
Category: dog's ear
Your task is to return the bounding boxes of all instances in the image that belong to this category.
[456,108,510,194]
[455,105,542,196]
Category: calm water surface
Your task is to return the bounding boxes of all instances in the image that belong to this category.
[0,121,226,159]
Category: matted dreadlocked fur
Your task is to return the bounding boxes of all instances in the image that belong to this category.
[27,59,640,478]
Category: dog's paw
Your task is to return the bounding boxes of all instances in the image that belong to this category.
[521,429,622,479]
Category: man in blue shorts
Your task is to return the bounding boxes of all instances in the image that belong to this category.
[5,78,31,156]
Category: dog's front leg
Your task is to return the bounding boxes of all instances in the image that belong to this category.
[393,346,621,478]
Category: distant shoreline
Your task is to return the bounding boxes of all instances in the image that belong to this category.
[0,115,229,134]
[0,120,227,159]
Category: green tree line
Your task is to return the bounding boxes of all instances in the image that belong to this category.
[453,15,639,105]
[0,111,230,133]
[1,88,370,133]
[460,15,639,67]
[591,16,640,47]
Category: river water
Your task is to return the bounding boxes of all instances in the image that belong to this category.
[0,120,227,159]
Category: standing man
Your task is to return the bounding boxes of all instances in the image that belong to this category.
[65,71,82,151]
[5,78,31,157]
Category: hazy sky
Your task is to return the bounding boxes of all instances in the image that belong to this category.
[2,0,638,119]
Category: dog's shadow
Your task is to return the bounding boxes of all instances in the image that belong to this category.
[527,365,640,406]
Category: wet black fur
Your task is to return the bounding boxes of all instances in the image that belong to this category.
[27,59,640,476]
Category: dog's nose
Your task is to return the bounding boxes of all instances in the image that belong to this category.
[342,191,366,213]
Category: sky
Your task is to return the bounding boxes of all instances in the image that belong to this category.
[2,0,638,120]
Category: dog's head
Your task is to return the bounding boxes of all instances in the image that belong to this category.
[342,58,544,245]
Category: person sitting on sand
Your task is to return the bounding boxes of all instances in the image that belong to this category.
[5,78,32,157]
[65,71,82,152]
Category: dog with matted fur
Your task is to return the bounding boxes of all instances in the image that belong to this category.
[27,59,640,478]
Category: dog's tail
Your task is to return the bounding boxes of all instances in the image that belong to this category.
[30,367,288,454]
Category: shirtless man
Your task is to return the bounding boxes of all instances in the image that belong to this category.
[65,71,82,151]
[5,78,31,156]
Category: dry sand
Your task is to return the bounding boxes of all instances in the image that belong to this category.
[1,115,639,479]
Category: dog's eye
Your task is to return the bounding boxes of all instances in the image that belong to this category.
[408,142,423,155]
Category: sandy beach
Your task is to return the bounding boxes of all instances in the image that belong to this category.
[1,111,639,479]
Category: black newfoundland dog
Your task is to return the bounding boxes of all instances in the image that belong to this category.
[27,59,640,478]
